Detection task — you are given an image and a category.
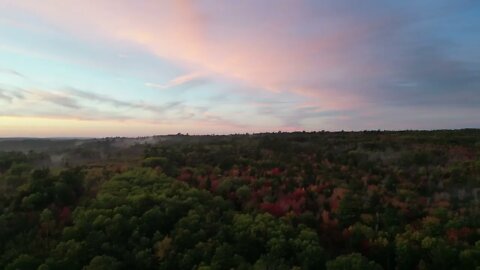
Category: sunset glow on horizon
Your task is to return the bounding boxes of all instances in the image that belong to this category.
[1,1,479,137]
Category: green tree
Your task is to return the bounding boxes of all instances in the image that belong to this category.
[293,228,325,269]
[84,255,122,270]
[326,253,382,270]
[236,185,251,201]
[338,192,362,227]
[5,254,40,270]
[459,241,480,270]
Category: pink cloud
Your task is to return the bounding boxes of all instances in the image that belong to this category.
[8,0,386,108]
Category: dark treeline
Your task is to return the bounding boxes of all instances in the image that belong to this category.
[0,130,479,269]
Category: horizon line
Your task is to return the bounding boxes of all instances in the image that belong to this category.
[1,128,479,140]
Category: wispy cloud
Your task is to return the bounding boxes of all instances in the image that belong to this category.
[31,90,81,109]
[65,87,184,114]
[0,85,247,130]
[0,68,26,78]
[0,89,13,102]
[145,72,205,90]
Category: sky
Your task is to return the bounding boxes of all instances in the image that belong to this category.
[0,1,479,137]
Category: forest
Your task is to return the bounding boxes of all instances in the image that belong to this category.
[0,130,479,269]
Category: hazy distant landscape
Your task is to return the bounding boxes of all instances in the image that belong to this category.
[1,130,479,269]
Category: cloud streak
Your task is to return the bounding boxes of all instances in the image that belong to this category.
[0,68,26,78]
[0,85,253,132]
[145,72,205,90]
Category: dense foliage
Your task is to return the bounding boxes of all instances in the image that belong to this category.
[1,130,479,269]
